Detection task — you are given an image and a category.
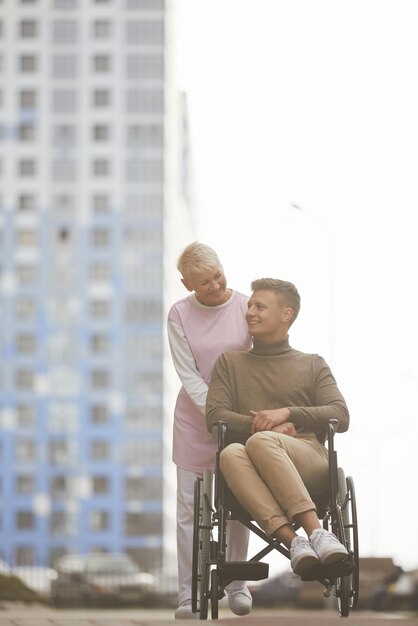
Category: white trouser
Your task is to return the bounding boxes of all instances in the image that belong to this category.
[177,467,250,605]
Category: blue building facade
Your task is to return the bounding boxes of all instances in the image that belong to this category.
[0,0,190,576]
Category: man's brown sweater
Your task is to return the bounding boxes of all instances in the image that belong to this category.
[205,337,349,444]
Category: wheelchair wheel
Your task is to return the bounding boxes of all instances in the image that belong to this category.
[210,568,219,619]
[335,469,359,616]
[199,470,213,619]
[192,476,201,614]
[345,475,359,610]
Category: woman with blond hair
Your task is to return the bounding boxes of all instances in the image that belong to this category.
[168,242,252,619]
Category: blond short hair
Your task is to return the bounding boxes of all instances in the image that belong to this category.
[177,241,223,280]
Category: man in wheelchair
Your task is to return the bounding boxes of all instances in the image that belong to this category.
[206,278,350,583]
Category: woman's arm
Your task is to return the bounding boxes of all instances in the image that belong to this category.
[167,319,208,413]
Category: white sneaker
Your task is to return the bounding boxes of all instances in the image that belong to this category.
[227,586,252,615]
[174,600,199,619]
[290,536,320,575]
[310,528,348,565]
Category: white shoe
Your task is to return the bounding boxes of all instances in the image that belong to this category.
[310,528,348,565]
[227,586,252,615]
[174,600,199,619]
[290,536,320,575]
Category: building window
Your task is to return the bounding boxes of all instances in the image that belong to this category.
[125,298,161,324]
[126,158,163,183]
[15,438,36,462]
[15,546,35,566]
[49,366,80,395]
[126,54,164,80]
[93,89,111,108]
[19,159,36,177]
[50,511,75,536]
[126,20,164,45]
[89,510,109,531]
[126,0,164,9]
[90,334,110,354]
[53,0,77,8]
[15,333,37,355]
[90,299,111,319]
[19,19,38,38]
[50,476,70,498]
[89,262,111,284]
[20,54,37,73]
[16,228,38,247]
[17,404,36,428]
[91,227,110,248]
[52,194,75,214]
[126,124,163,148]
[92,124,110,142]
[91,369,110,389]
[14,297,37,320]
[16,475,35,495]
[92,194,110,214]
[15,368,35,391]
[52,159,76,182]
[52,90,77,113]
[125,193,162,218]
[93,54,111,73]
[49,440,77,465]
[53,124,76,147]
[126,90,163,114]
[90,404,109,424]
[18,194,36,212]
[124,512,162,537]
[47,333,77,362]
[123,440,162,466]
[52,55,77,79]
[52,19,77,44]
[92,19,111,38]
[125,476,162,500]
[19,89,37,109]
[90,440,110,461]
[47,403,79,432]
[124,404,161,430]
[92,159,110,177]
[18,122,36,142]
[92,477,109,495]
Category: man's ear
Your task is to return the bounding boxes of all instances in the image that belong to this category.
[181,277,193,292]
[283,307,293,323]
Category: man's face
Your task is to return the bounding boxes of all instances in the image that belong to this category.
[246,289,292,342]
[182,266,228,306]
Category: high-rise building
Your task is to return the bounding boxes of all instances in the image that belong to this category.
[0,0,193,579]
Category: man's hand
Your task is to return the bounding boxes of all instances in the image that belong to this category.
[272,422,298,437]
[250,408,291,434]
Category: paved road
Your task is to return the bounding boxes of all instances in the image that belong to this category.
[0,603,416,626]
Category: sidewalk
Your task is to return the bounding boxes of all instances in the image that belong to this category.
[0,603,417,626]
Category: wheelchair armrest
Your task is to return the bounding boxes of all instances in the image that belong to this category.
[213,420,228,451]
[327,419,339,454]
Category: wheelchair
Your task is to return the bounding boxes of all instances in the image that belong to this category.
[192,420,359,619]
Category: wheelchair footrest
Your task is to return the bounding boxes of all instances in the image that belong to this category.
[301,553,355,582]
[218,560,269,581]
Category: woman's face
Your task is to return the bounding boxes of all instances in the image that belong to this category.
[182,265,229,306]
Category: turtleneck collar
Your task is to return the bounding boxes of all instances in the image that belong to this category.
[250,336,292,356]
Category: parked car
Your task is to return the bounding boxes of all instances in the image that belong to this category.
[51,553,157,607]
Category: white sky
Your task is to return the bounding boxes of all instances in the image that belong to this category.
[175,0,418,573]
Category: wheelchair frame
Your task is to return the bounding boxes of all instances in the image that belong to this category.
[191,420,359,619]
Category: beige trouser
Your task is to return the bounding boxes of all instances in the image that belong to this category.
[220,431,329,536]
